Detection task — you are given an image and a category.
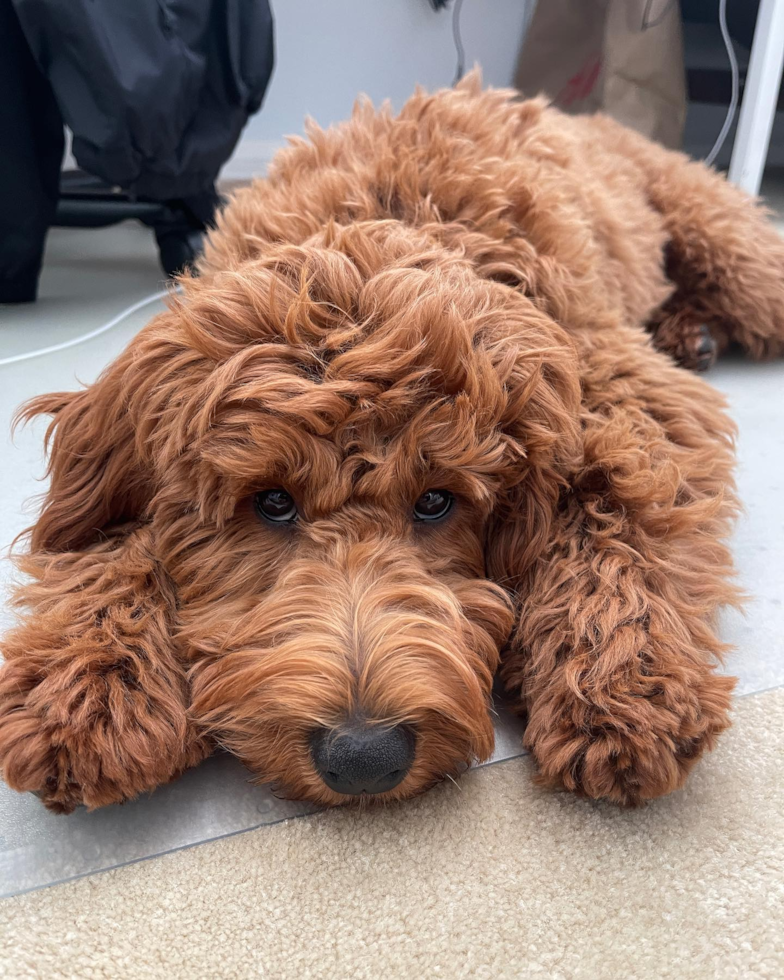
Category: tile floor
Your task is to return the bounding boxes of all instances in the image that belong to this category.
[0,212,782,897]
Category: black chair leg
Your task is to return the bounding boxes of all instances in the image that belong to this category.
[148,187,223,277]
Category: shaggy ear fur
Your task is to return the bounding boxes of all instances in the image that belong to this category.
[484,301,583,593]
[19,347,153,552]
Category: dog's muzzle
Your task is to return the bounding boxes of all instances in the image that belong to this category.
[310,723,415,796]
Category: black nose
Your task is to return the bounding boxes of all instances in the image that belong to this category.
[310,723,415,796]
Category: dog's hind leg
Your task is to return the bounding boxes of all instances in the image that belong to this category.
[0,527,209,812]
[594,116,784,368]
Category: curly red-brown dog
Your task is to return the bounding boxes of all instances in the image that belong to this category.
[2,76,782,814]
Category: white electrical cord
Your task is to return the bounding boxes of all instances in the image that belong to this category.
[452,0,466,85]
[0,287,174,368]
[704,0,740,166]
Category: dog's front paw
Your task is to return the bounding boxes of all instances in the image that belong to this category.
[524,667,736,806]
[0,657,207,813]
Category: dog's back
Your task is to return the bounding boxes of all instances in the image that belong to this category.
[205,76,670,341]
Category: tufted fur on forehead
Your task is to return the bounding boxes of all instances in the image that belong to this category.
[26,217,581,555]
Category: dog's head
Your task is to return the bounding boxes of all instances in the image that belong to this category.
[25,220,580,804]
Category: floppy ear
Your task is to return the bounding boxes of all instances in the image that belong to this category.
[484,300,582,592]
[19,345,153,553]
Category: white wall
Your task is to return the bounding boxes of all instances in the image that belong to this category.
[223,0,534,179]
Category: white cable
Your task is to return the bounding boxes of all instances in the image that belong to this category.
[0,288,174,367]
[704,0,740,166]
[452,0,466,86]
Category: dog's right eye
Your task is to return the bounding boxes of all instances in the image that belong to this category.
[254,489,298,524]
[413,489,454,522]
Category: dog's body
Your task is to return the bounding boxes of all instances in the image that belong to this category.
[3,78,784,813]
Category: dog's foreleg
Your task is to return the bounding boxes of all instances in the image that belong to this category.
[0,527,208,812]
[501,338,740,804]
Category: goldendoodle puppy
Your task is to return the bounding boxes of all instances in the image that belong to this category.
[2,77,783,813]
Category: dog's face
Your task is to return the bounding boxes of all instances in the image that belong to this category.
[31,221,579,806]
[180,408,516,805]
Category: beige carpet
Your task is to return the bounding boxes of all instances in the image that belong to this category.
[0,689,782,980]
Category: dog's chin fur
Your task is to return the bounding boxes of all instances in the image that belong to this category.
[3,74,783,812]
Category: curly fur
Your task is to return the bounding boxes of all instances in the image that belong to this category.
[2,75,781,813]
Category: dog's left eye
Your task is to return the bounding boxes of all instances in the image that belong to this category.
[413,489,454,522]
[254,489,298,524]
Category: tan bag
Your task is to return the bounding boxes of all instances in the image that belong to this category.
[514,0,686,148]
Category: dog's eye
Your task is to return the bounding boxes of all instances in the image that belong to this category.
[254,489,298,524]
[413,489,454,522]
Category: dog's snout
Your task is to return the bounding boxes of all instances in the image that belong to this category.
[310,723,415,796]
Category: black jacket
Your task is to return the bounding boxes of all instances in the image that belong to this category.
[11,0,274,199]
